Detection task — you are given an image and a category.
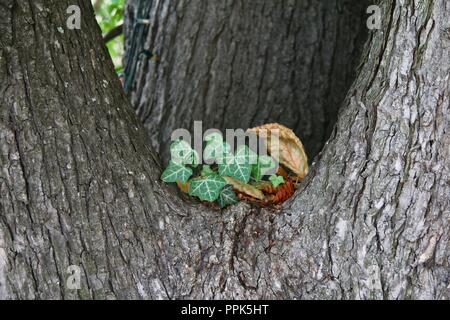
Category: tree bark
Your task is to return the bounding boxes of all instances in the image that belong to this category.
[123,0,371,162]
[0,0,449,300]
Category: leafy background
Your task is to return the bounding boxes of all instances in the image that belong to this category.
[92,0,125,72]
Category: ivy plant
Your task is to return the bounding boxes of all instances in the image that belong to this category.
[188,175,227,202]
[161,136,285,208]
[161,161,193,183]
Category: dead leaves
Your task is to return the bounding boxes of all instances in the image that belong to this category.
[223,176,265,200]
[248,123,309,179]
[229,123,308,205]
[251,176,296,205]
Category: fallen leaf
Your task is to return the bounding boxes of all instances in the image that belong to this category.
[247,123,309,179]
[177,181,190,193]
[223,176,265,201]
[265,176,296,204]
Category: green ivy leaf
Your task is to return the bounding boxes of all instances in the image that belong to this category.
[251,162,263,182]
[251,155,277,181]
[235,145,258,165]
[189,175,227,202]
[201,165,215,176]
[217,185,238,208]
[204,141,231,162]
[170,140,199,165]
[204,132,223,143]
[259,155,277,173]
[269,174,285,188]
[161,161,193,183]
[218,146,256,183]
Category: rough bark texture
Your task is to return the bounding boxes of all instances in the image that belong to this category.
[0,0,449,300]
[124,0,371,162]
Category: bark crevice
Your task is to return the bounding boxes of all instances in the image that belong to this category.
[124,0,372,163]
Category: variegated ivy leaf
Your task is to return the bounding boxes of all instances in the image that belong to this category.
[201,165,215,176]
[251,155,277,181]
[204,132,223,143]
[188,175,227,202]
[170,140,199,165]
[217,185,238,208]
[251,162,263,182]
[204,132,230,162]
[204,141,231,162]
[161,161,193,183]
[235,145,258,165]
[269,174,285,187]
[218,145,256,183]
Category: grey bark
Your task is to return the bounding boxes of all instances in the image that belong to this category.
[0,0,449,300]
[124,0,371,162]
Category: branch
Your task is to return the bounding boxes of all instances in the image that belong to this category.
[103,23,124,43]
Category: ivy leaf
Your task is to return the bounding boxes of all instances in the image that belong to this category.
[251,155,277,181]
[189,175,227,202]
[204,141,231,162]
[218,146,257,183]
[251,162,263,182]
[201,165,215,176]
[269,174,285,188]
[161,161,193,183]
[234,145,258,165]
[217,185,238,208]
[204,132,223,144]
[170,140,199,165]
[259,155,277,173]
[218,155,247,184]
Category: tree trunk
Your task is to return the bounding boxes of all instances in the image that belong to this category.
[123,0,371,162]
[0,0,449,300]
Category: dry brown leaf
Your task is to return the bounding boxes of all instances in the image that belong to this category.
[248,123,309,179]
[177,181,190,193]
[223,176,265,200]
[254,178,296,204]
[254,181,277,194]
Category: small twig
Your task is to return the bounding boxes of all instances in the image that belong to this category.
[103,23,124,43]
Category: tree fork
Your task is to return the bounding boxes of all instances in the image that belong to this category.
[124,0,372,162]
[0,0,449,300]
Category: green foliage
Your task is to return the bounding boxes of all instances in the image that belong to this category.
[188,175,227,202]
[201,165,215,177]
[269,175,285,188]
[217,185,239,208]
[160,138,286,209]
[204,140,230,162]
[218,146,255,184]
[204,132,223,143]
[161,161,192,183]
[170,140,199,166]
[251,155,276,182]
[92,0,125,71]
